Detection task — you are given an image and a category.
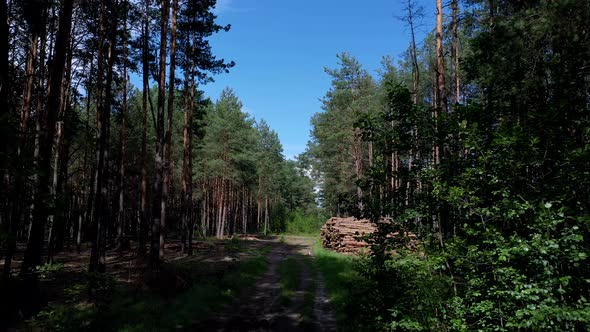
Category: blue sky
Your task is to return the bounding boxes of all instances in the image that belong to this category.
[201,0,432,159]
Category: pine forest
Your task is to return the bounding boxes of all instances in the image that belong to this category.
[0,0,589,331]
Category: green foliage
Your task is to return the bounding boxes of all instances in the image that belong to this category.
[28,272,116,331]
[309,52,378,215]
[35,263,65,279]
[284,209,326,235]
[309,1,590,330]
[30,302,97,332]
[196,88,319,235]
[313,241,370,331]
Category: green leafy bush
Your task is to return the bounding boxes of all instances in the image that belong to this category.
[36,263,65,279]
[285,209,326,235]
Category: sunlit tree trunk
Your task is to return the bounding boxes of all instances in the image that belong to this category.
[452,0,460,104]
[436,0,447,114]
[264,193,269,235]
[257,175,261,231]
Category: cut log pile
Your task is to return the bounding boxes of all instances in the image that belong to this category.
[320,217,418,254]
[320,217,376,254]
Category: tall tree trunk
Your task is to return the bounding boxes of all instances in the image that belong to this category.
[117,7,129,250]
[0,0,10,255]
[257,175,261,231]
[151,0,170,269]
[48,27,74,261]
[0,0,8,119]
[89,0,107,274]
[27,30,49,245]
[21,0,74,274]
[80,59,93,254]
[452,0,460,104]
[139,0,150,256]
[90,0,117,273]
[435,0,447,113]
[435,0,447,246]
[403,0,421,104]
[353,131,364,212]
[181,63,191,254]
[162,0,178,254]
[187,90,195,255]
[4,19,43,277]
[264,193,269,235]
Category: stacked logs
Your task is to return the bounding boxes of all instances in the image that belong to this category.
[320,217,376,254]
[320,217,418,254]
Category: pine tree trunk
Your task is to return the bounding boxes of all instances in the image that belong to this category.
[186,33,196,254]
[48,33,73,260]
[162,0,178,256]
[90,0,117,273]
[139,0,150,256]
[257,175,261,231]
[4,18,43,277]
[436,0,447,113]
[0,2,7,235]
[452,0,460,104]
[0,0,8,119]
[89,0,107,273]
[117,11,129,251]
[405,0,420,104]
[353,131,363,212]
[264,194,269,235]
[22,0,74,274]
[151,0,170,270]
[181,56,192,254]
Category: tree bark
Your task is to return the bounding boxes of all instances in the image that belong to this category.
[90,0,117,273]
[117,6,129,250]
[162,0,178,255]
[4,14,44,277]
[151,0,170,269]
[436,0,448,114]
[21,0,74,274]
[139,0,150,256]
[452,0,460,104]
[264,194,269,235]
[181,26,195,254]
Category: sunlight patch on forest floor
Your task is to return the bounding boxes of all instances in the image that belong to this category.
[22,238,272,331]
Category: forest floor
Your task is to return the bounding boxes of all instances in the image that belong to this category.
[194,236,337,332]
[2,235,338,331]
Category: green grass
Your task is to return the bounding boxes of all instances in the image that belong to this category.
[277,254,317,331]
[300,257,316,331]
[312,239,363,330]
[29,243,272,332]
[278,257,301,306]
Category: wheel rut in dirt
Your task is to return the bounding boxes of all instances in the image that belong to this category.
[193,236,336,332]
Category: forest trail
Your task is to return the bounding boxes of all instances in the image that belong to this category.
[194,236,337,332]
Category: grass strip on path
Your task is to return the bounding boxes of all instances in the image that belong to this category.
[312,238,363,330]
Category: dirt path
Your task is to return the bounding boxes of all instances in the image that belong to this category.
[195,236,337,332]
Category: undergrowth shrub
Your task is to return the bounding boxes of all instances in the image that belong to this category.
[285,209,326,235]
